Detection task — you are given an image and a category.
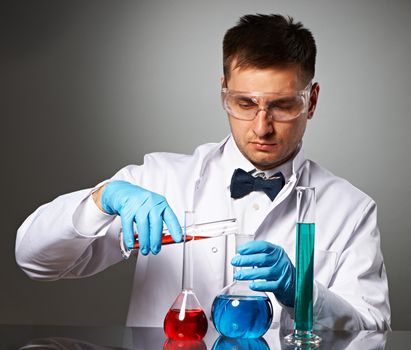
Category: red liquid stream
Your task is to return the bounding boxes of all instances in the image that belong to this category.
[133,234,210,250]
[163,308,208,341]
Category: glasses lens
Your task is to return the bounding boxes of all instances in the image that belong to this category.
[223,90,309,121]
[269,95,306,121]
[224,93,258,120]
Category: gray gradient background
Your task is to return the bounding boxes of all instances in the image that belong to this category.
[1,0,410,329]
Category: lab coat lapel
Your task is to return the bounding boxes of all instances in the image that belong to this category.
[253,148,307,239]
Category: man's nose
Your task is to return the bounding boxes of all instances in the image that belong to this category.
[253,109,274,137]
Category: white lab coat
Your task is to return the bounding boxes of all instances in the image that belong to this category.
[15,135,390,330]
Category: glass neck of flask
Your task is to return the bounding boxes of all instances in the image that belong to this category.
[233,264,245,277]
[182,211,195,291]
[232,265,254,289]
[233,232,254,281]
[182,239,193,290]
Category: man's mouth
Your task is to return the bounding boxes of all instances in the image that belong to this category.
[250,141,278,151]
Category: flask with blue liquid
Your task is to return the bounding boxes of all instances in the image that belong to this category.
[211,233,273,339]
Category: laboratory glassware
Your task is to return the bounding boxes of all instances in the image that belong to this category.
[118,217,238,259]
[163,211,212,341]
[212,336,270,350]
[284,186,322,346]
[211,233,273,339]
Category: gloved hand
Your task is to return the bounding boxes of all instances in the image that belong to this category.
[101,180,182,255]
[231,240,296,307]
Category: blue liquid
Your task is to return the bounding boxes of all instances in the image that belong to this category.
[212,336,269,350]
[295,223,315,332]
[211,295,273,338]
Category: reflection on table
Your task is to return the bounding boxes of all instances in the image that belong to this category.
[5,325,392,350]
[19,336,126,350]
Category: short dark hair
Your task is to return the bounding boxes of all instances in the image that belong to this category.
[223,14,317,83]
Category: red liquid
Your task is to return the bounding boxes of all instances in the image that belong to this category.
[163,339,207,350]
[163,308,208,341]
[133,234,209,250]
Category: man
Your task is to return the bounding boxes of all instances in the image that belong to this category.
[16,14,390,330]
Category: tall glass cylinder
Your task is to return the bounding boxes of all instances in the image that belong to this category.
[285,187,321,346]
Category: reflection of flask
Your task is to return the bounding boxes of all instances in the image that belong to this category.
[212,336,270,350]
[211,234,273,339]
[163,338,207,350]
[163,211,208,341]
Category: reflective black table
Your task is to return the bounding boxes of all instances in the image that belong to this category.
[0,324,407,349]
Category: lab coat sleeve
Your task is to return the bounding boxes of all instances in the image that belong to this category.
[313,200,391,330]
[15,164,145,281]
[15,187,123,281]
[15,155,181,281]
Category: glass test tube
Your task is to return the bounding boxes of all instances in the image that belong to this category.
[285,187,321,346]
[118,218,238,259]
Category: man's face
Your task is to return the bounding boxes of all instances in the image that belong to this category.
[224,65,319,170]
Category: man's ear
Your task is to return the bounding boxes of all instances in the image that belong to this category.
[220,76,225,87]
[307,82,320,120]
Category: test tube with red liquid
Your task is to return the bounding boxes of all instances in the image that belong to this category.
[118,217,237,259]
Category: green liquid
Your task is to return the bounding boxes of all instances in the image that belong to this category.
[294,223,315,332]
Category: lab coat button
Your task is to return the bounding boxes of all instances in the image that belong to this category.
[211,247,218,253]
[252,203,260,210]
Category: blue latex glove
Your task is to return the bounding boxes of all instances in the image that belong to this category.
[101,180,182,255]
[231,240,296,307]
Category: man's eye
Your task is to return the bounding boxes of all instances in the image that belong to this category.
[268,98,301,110]
[271,103,293,110]
[236,99,257,109]
[239,103,255,109]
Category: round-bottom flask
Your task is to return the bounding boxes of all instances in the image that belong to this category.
[211,279,273,339]
[164,289,208,340]
[163,211,208,341]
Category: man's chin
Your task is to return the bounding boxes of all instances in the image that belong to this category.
[248,155,283,170]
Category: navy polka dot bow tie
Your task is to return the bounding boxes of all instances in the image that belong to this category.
[230,168,285,201]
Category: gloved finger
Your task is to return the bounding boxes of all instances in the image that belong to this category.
[250,280,295,307]
[163,205,182,243]
[234,266,284,281]
[231,253,277,267]
[148,204,165,255]
[237,240,278,255]
[120,215,136,250]
[135,214,150,255]
[249,280,283,292]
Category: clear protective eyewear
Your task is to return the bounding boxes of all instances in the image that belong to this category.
[221,82,313,122]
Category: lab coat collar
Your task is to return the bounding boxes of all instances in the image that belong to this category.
[191,135,231,210]
[220,135,306,189]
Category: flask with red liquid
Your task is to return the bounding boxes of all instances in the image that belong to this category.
[163,211,207,340]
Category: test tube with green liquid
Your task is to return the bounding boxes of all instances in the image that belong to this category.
[285,187,321,346]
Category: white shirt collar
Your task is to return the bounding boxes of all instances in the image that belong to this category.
[221,135,305,188]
